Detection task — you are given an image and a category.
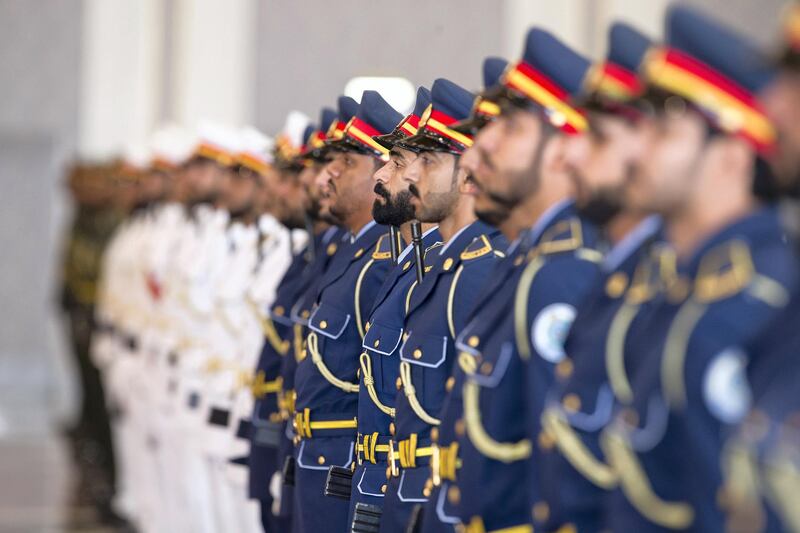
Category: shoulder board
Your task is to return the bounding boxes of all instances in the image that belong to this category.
[693,239,788,306]
[460,235,494,261]
[371,233,394,260]
[425,241,444,256]
[536,218,584,256]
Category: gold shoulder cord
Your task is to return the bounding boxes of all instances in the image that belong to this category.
[462,380,531,463]
[405,280,419,314]
[306,331,359,393]
[605,303,639,404]
[661,299,707,410]
[446,265,465,339]
[764,454,800,531]
[541,409,617,489]
[601,430,694,529]
[293,323,306,362]
[399,362,441,425]
[514,254,546,360]
[248,299,290,356]
[354,259,376,340]
[359,352,395,417]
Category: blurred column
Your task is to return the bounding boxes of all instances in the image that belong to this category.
[78,0,164,158]
[170,0,256,127]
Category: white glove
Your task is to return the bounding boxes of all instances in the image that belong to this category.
[270,471,283,515]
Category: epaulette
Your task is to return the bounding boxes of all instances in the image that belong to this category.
[460,235,494,261]
[371,233,394,260]
[692,239,788,307]
[532,218,603,263]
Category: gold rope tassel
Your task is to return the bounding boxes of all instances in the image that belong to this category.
[399,361,440,426]
[359,352,395,417]
[307,331,359,393]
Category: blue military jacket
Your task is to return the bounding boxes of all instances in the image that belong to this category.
[604,207,798,533]
[389,222,506,508]
[721,281,800,533]
[293,222,392,468]
[456,202,603,532]
[247,232,314,499]
[352,228,442,495]
[537,217,662,531]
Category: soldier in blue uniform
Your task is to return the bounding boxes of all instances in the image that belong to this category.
[454,29,604,533]
[274,97,358,525]
[599,6,799,532]
[720,5,800,531]
[247,106,342,533]
[347,85,444,532]
[536,22,663,533]
[374,75,507,533]
[292,90,402,533]
[394,58,511,533]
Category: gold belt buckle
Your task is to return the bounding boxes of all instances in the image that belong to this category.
[431,443,441,486]
[388,439,399,477]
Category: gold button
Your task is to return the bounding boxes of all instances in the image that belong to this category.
[355,248,364,258]
[374,339,380,348]
[327,243,337,256]
[274,305,285,316]
[413,348,423,359]
[443,258,454,271]
[468,336,479,348]
[480,362,493,375]
[386,467,391,479]
[381,484,387,494]
[301,310,310,319]
[514,256,524,266]
[365,322,371,331]
[389,422,395,436]
[556,358,574,379]
[423,486,432,497]
[396,377,402,390]
[431,427,439,442]
[403,332,410,342]
[605,272,628,298]
[448,486,461,505]
[445,376,455,392]
[562,394,581,412]
[532,501,550,522]
[539,430,555,450]
[319,320,328,329]
[455,419,465,437]
[317,456,326,465]
[403,261,411,271]
[351,462,356,472]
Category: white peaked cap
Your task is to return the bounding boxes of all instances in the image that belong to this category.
[150,123,197,167]
[239,126,275,166]
[194,119,242,166]
[283,111,311,149]
[121,142,151,170]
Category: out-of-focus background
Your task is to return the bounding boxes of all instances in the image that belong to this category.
[0,0,784,531]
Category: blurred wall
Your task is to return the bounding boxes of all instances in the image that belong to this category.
[254,0,505,133]
[0,0,82,433]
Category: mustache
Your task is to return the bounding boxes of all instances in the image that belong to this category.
[374,182,391,200]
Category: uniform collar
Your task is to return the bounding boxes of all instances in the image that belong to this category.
[398,225,439,263]
[602,215,662,272]
[439,222,475,255]
[350,220,377,243]
[524,198,574,247]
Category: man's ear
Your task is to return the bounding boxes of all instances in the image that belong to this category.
[456,166,475,194]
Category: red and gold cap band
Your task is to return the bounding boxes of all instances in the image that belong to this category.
[585,61,645,102]
[195,142,234,167]
[417,105,474,150]
[502,60,588,134]
[342,117,390,157]
[327,120,346,141]
[151,157,176,172]
[397,114,421,137]
[643,46,776,154]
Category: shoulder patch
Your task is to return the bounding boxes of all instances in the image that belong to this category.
[372,233,393,260]
[536,218,584,256]
[424,241,444,257]
[693,240,754,303]
[460,235,494,261]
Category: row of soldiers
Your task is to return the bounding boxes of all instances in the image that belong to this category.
[62,3,800,533]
